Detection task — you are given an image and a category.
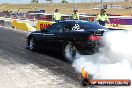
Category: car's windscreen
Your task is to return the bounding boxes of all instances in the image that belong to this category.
[71,22,107,31]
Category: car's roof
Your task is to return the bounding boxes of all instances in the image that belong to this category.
[58,20,97,26]
[59,20,89,23]
[58,20,108,30]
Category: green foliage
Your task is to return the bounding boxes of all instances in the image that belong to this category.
[31,0,38,3]
[61,0,68,3]
[46,0,52,1]
[46,0,53,3]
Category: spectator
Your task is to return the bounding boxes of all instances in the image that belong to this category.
[72,9,79,20]
[96,9,110,26]
[53,9,62,22]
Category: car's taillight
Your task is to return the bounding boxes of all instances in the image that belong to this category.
[88,35,101,41]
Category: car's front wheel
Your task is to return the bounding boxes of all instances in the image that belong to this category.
[62,42,80,63]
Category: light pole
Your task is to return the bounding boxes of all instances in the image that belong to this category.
[36,0,38,3]
[73,0,76,10]
[73,0,75,3]
[91,0,92,9]
[101,0,103,9]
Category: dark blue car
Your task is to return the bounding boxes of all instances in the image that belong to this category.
[26,20,107,62]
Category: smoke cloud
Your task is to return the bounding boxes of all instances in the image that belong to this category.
[72,30,132,87]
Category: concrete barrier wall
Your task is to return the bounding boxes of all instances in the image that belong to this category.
[36,21,55,31]
[0,18,12,28]
[16,20,38,27]
[11,20,36,31]
[4,21,12,28]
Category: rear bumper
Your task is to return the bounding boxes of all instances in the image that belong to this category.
[75,41,102,55]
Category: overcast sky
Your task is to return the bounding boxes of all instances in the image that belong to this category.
[0,0,125,4]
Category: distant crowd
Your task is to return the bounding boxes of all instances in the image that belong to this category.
[53,8,110,26]
[0,8,110,26]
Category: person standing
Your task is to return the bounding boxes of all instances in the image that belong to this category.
[72,9,79,20]
[96,9,110,26]
[53,9,62,22]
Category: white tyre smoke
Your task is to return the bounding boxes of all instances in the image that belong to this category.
[72,30,132,87]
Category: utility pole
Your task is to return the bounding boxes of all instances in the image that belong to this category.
[73,0,75,3]
[101,0,103,9]
[86,0,90,9]
[36,0,38,3]
[91,0,92,9]
[128,0,131,8]
[73,0,76,10]
[19,0,21,11]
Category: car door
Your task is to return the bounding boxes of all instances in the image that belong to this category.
[40,22,66,50]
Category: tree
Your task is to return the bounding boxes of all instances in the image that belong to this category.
[31,0,38,3]
[61,0,68,3]
[46,0,53,3]
[36,0,38,3]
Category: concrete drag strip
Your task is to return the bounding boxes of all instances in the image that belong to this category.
[0,27,82,88]
[0,50,80,88]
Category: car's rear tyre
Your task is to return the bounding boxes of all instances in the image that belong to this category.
[29,38,36,51]
[62,42,80,63]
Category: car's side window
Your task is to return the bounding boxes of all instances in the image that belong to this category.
[47,23,66,33]
[81,24,92,30]
[44,23,57,32]
[65,23,72,31]
[46,22,77,32]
